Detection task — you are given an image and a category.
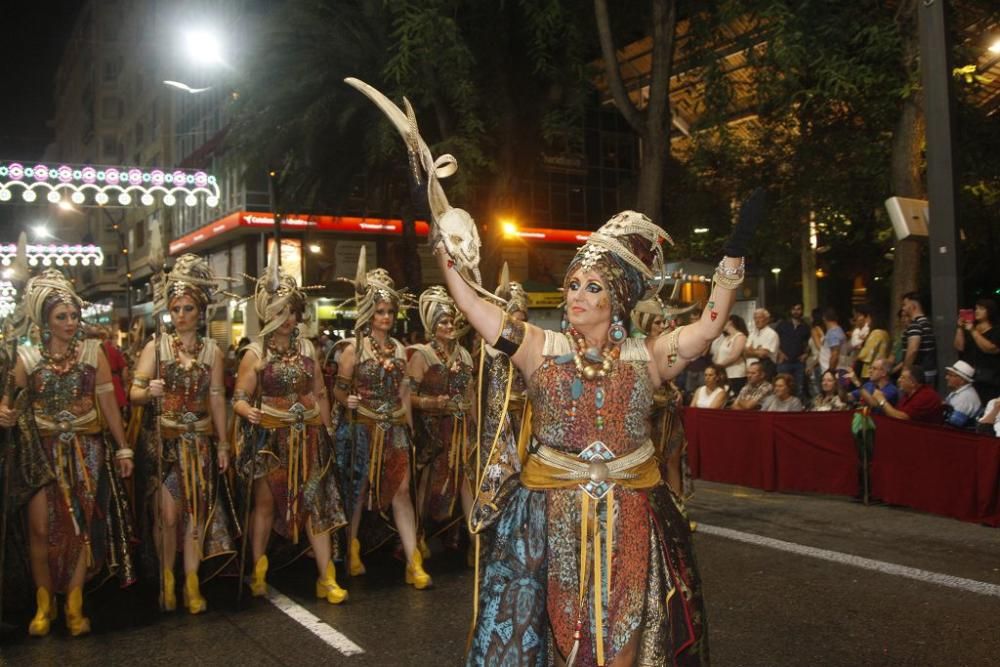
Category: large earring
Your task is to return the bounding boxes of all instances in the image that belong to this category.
[561,311,569,332]
[74,327,85,342]
[42,328,51,344]
[290,325,300,340]
[609,314,627,344]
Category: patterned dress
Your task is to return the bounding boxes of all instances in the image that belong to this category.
[239,338,345,544]
[141,337,237,571]
[15,340,135,592]
[334,337,411,520]
[411,342,474,523]
[469,332,708,666]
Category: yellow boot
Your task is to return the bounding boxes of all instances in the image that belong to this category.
[405,549,432,590]
[160,568,177,612]
[64,587,91,637]
[27,587,57,637]
[249,555,269,597]
[315,561,348,604]
[183,572,208,614]
[348,538,366,577]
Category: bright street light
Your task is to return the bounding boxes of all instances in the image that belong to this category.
[308,243,322,254]
[500,219,518,237]
[989,38,1000,54]
[771,267,782,275]
[33,225,51,239]
[693,227,709,234]
[183,29,225,67]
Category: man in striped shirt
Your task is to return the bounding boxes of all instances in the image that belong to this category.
[896,292,938,385]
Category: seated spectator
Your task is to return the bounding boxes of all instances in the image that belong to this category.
[732,361,773,411]
[850,358,899,414]
[690,364,728,409]
[942,360,982,428]
[810,370,849,411]
[979,398,1000,437]
[875,364,943,423]
[761,374,804,412]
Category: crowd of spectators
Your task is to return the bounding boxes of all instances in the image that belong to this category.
[672,295,1000,437]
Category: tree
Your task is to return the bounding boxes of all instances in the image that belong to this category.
[594,0,678,220]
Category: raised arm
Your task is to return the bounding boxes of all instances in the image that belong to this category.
[435,245,545,379]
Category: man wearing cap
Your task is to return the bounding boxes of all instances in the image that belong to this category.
[874,364,943,424]
[943,360,982,428]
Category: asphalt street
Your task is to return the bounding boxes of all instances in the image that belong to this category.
[2,481,998,666]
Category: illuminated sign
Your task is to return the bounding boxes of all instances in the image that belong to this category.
[503,226,592,244]
[0,161,220,208]
[170,211,431,254]
[527,292,564,308]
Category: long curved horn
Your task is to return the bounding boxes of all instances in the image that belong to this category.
[355,245,367,294]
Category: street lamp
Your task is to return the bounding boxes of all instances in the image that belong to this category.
[32,225,51,240]
[183,28,226,67]
[693,227,709,234]
[771,266,781,292]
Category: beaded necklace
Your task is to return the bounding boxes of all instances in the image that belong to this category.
[567,327,620,431]
[266,336,299,362]
[40,337,80,375]
[168,334,205,407]
[171,332,204,359]
[368,334,397,372]
[430,338,460,372]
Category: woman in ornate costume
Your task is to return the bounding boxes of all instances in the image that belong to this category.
[332,250,430,589]
[232,252,347,604]
[447,200,762,666]
[632,296,690,499]
[0,269,135,637]
[129,254,238,614]
[408,286,475,548]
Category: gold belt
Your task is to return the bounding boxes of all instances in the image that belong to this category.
[160,412,212,439]
[354,405,406,511]
[36,409,101,437]
[258,402,322,544]
[522,440,660,666]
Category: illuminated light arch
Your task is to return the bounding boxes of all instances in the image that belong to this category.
[0,161,220,208]
[0,244,106,318]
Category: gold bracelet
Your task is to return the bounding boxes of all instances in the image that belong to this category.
[115,448,134,460]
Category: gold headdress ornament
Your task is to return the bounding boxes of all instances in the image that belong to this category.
[254,242,309,338]
[336,245,412,336]
[494,262,528,318]
[25,268,83,329]
[565,210,674,321]
[160,254,220,312]
[418,285,456,334]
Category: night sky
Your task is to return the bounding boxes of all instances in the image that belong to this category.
[0,2,81,237]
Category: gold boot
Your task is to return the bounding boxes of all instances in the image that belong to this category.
[315,561,348,604]
[160,568,177,612]
[27,587,57,637]
[183,572,208,614]
[405,549,432,590]
[418,535,431,560]
[348,538,366,576]
[65,587,91,637]
[249,555,269,597]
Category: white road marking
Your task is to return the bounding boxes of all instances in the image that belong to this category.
[698,523,1000,598]
[266,587,365,656]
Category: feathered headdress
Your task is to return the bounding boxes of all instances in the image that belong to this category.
[337,246,412,337]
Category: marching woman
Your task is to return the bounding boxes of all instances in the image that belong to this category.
[332,249,430,589]
[632,296,690,498]
[232,251,348,603]
[129,254,238,613]
[0,269,136,636]
[408,286,475,550]
[451,198,763,665]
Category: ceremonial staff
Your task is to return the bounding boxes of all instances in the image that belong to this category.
[148,229,169,610]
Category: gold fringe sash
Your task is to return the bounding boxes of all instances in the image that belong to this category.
[258,404,321,544]
[354,405,406,511]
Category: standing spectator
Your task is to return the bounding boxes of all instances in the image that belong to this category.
[690,364,728,409]
[712,315,749,396]
[732,361,774,411]
[942,361,982,428]
[745,308,779,367]
[979,398,1000,437]
[819,308,850,373]
[761,374,804,412]
[896,292,938,385]
[852,304,891,381]
[851,358,899,414]
[806,307,825,398]
[876,364,943,423]
[775,303,810,398]
[954,298,1000,402]
[810,370,849,411]
[891,307,912,373]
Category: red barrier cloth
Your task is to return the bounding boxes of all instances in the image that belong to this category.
[869,416,1000,526]
[683,408,855,495]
